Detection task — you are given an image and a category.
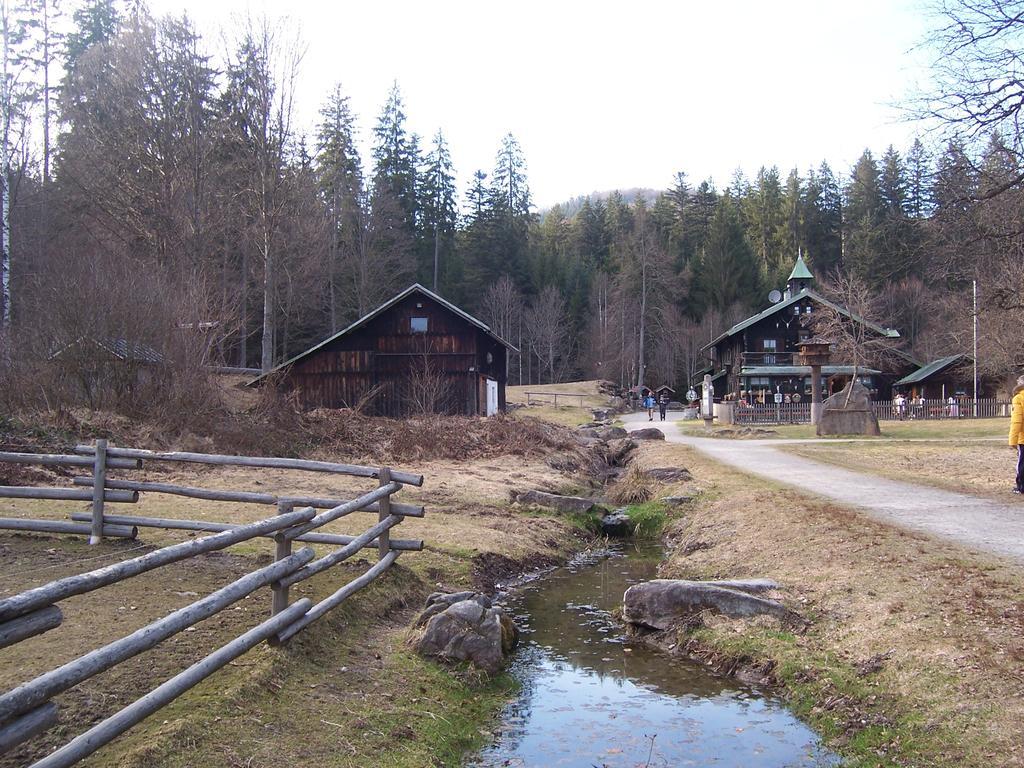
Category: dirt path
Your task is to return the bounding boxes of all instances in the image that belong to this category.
[624,412,1024,564]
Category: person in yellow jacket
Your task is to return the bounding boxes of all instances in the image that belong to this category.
[1011,375,1024,494]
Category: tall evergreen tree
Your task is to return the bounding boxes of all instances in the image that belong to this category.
[693,194,760,312]
[419,129,458,295]
[315,83,362,330]
[844,150,885,286]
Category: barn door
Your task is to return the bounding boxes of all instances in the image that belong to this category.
[486,378,498,416]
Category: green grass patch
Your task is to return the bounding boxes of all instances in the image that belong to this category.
[624,501,667,538]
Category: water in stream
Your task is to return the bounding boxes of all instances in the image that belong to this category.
[467,542,839,768]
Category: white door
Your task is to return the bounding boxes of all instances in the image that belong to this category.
[486,378,498,416]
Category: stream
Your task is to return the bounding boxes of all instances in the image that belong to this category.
[467,542,839,768]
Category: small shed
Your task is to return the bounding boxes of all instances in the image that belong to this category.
[250,284,516,417]
[893,354,995,399]
[49,337,165,407]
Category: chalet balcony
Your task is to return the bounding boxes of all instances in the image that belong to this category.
[740,351,799,367]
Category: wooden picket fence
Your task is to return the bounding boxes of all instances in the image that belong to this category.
[735,398,1012,425]
[0,442,425,766]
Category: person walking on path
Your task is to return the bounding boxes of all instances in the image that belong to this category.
[1010,375,1024,494]
[643,392,656,421]
[658,392,669,421]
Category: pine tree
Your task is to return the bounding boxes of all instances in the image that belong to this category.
[844,150,885,286]
[693,194,760,312]
[64,0,119,73]
[905,138,932,219]
[371,81,418,242]
[419,129,458,294]
[315,83,362,330]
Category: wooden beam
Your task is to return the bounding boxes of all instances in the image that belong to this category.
[0,606,63,650]
[66,512,423,551]
[0,703,58,754]
[69,477,425,517]
[29,599,312,768]
[0,519,137,539]
[74,445,424,487]
[0,507,315,622]
[0,487,138,503]
[0,452,140,470]
[89,439,107,545]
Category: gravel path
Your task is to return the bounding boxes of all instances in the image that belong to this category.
[624,412,1024,564]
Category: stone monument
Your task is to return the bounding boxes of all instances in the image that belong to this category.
[817,379,881,436]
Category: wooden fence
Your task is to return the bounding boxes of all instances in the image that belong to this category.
[734,398,1012,425]
[524,391,588,407]
[0,443,425,766]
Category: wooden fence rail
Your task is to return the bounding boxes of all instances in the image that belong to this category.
[0,443,426,765]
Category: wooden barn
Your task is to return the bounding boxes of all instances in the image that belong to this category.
[251,284,515,417]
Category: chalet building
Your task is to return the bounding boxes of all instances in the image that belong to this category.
[250,284,515,417]
[699,256,912,402]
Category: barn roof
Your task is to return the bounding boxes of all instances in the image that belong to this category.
[250,284,517,384]
[701,288,901,352]
[49,337,165,364]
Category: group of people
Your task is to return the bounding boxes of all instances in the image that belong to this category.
[642,391,670,422]
[892,393,963,419]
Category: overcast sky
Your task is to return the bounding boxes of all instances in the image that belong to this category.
[147,0,935,208]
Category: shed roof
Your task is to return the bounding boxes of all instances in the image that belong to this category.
[701,288,900,352]
[50,337,164,365]
[250,284,517,384]
[894,354,967,386]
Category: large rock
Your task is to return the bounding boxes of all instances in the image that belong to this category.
[646,467,692,483]
[623,578,797,630]
[601,508,632,536]
[818,380,881,437]
[513,489,597,514]
[414,593,519,674]
[628,427,665,441]
[579,425,629,441]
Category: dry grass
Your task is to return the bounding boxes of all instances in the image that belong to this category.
[506,379,612,428]
[781,441,1018,500]
[606,462,654,505]
[635,439,1024,767]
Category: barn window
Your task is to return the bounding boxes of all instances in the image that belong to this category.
[411,317,428,333]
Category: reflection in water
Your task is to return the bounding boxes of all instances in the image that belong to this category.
[467,542,838,768]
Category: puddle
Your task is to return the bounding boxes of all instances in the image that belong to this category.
[467,542,839,767]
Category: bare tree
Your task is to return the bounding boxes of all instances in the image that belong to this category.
[221,16,304,372]
[524,285,570,384]
[917,0,1024,196]
[808,271,904,395]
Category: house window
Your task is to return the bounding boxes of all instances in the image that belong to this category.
[762,339,777,351]
[410,317,428,333]
[749,377,771,388]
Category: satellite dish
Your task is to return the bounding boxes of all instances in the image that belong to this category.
[768,289,783,304]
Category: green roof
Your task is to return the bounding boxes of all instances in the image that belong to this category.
[701,288,901,352]
[789,254,813,281]
[894,355,967,386]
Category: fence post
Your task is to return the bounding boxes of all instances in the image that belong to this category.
[271,501,293,616]
[89,440,108,545]
[377,468,391,561]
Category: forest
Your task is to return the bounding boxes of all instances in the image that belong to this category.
[0,0,1022,415]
